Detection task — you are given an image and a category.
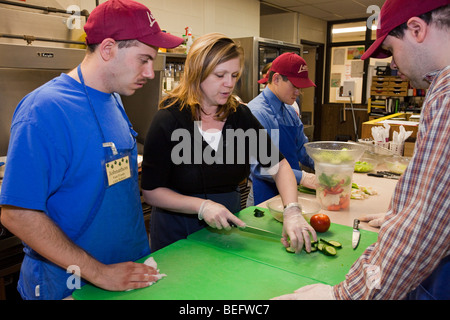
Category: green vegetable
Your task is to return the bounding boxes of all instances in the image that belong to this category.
[286,247,295,253]
[320,238,342,248]
[354,161,374,172]
[314,150,354,164]
[322,245,337,256]
[298,185,316,195]
[318,172,351,189]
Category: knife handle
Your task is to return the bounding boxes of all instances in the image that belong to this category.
[367,173,383,178]
[353,219,360,229]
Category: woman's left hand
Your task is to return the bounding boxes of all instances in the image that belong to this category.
[282,207,317,253]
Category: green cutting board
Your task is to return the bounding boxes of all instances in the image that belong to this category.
[188,206,379,285]
[72,239,317,300]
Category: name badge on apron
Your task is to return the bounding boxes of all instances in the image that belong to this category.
[105,155,131,187]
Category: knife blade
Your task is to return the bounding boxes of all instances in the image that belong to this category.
[230,222,281,239]
[352,219,360,249]
[367,172,399,180]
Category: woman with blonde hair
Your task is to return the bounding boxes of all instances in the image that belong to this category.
[141,33,316,253]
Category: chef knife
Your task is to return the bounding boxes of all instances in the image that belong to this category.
[352,219,360,249]
[230,222,281,239]
[367,172,399,180]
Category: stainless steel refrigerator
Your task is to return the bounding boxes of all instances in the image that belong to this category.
[233,37,303,103]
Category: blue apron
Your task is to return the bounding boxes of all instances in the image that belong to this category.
[406,254,450,300]
[17,66,150,300]
[252,95,300,205]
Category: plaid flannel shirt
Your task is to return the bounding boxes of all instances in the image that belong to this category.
[333,65,450,299]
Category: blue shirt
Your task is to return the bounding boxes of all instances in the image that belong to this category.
[0,73,150,299]
[247,86,314,183]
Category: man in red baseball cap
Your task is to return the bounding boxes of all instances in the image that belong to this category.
[274,0,450,300]
[0,0,183,299]
[247,52,317,207]
[84,0,183,49]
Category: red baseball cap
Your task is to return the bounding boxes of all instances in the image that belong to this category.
[266,52,316,88]
[84,0,184,49]
[257,72,269,84]
[361,0,450,60]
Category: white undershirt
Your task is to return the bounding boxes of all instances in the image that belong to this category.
[197,123,222,151]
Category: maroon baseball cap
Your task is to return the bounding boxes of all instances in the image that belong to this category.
[257,72,269,84]
[266,52,316,88]
[361,0,450,60]
[84,0,184,49]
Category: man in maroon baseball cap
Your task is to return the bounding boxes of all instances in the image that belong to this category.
[274,0,450,300]
[70,0,184,96]
[247,52,317,207]
[0,0,184,300]
[84,0,183,49]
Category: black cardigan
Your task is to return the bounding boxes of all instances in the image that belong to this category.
[141,102,284,195]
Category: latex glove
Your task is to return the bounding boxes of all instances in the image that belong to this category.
[360,212,385,227]
[282,206,317,253]
[300,171,318,189]
[198,200,246,230]
[272,284,335,300]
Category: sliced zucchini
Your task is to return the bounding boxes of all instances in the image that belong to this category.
[328,240,342,248]
[322,245,337,256]
[320,238,342,248]
[286,246,295,253]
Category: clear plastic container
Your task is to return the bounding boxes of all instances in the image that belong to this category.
[305,142,365,211]
[315,162,353,211]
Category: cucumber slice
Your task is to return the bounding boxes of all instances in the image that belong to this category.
[322,245,337,256]
[320,238,342,248]
[328,240,342,248]
[286,247,295,253]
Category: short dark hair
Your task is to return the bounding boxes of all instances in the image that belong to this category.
[389,4,450,38]
[86,39,140,53]
[267,71,288,84]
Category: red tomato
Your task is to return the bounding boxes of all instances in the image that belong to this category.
[310,213,331,233]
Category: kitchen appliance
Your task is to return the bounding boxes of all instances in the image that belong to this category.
[0,2,170,156]
[232,37,303,103]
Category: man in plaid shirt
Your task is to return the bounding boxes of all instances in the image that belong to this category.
[274,0,449,300]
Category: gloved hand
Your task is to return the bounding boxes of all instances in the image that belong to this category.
[198,200,246,230]
[360,212,385,227]
[300,171,317,189]
[272,284,335,300]
[282,205,317,253]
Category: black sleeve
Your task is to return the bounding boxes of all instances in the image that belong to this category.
[141,109,176,190]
